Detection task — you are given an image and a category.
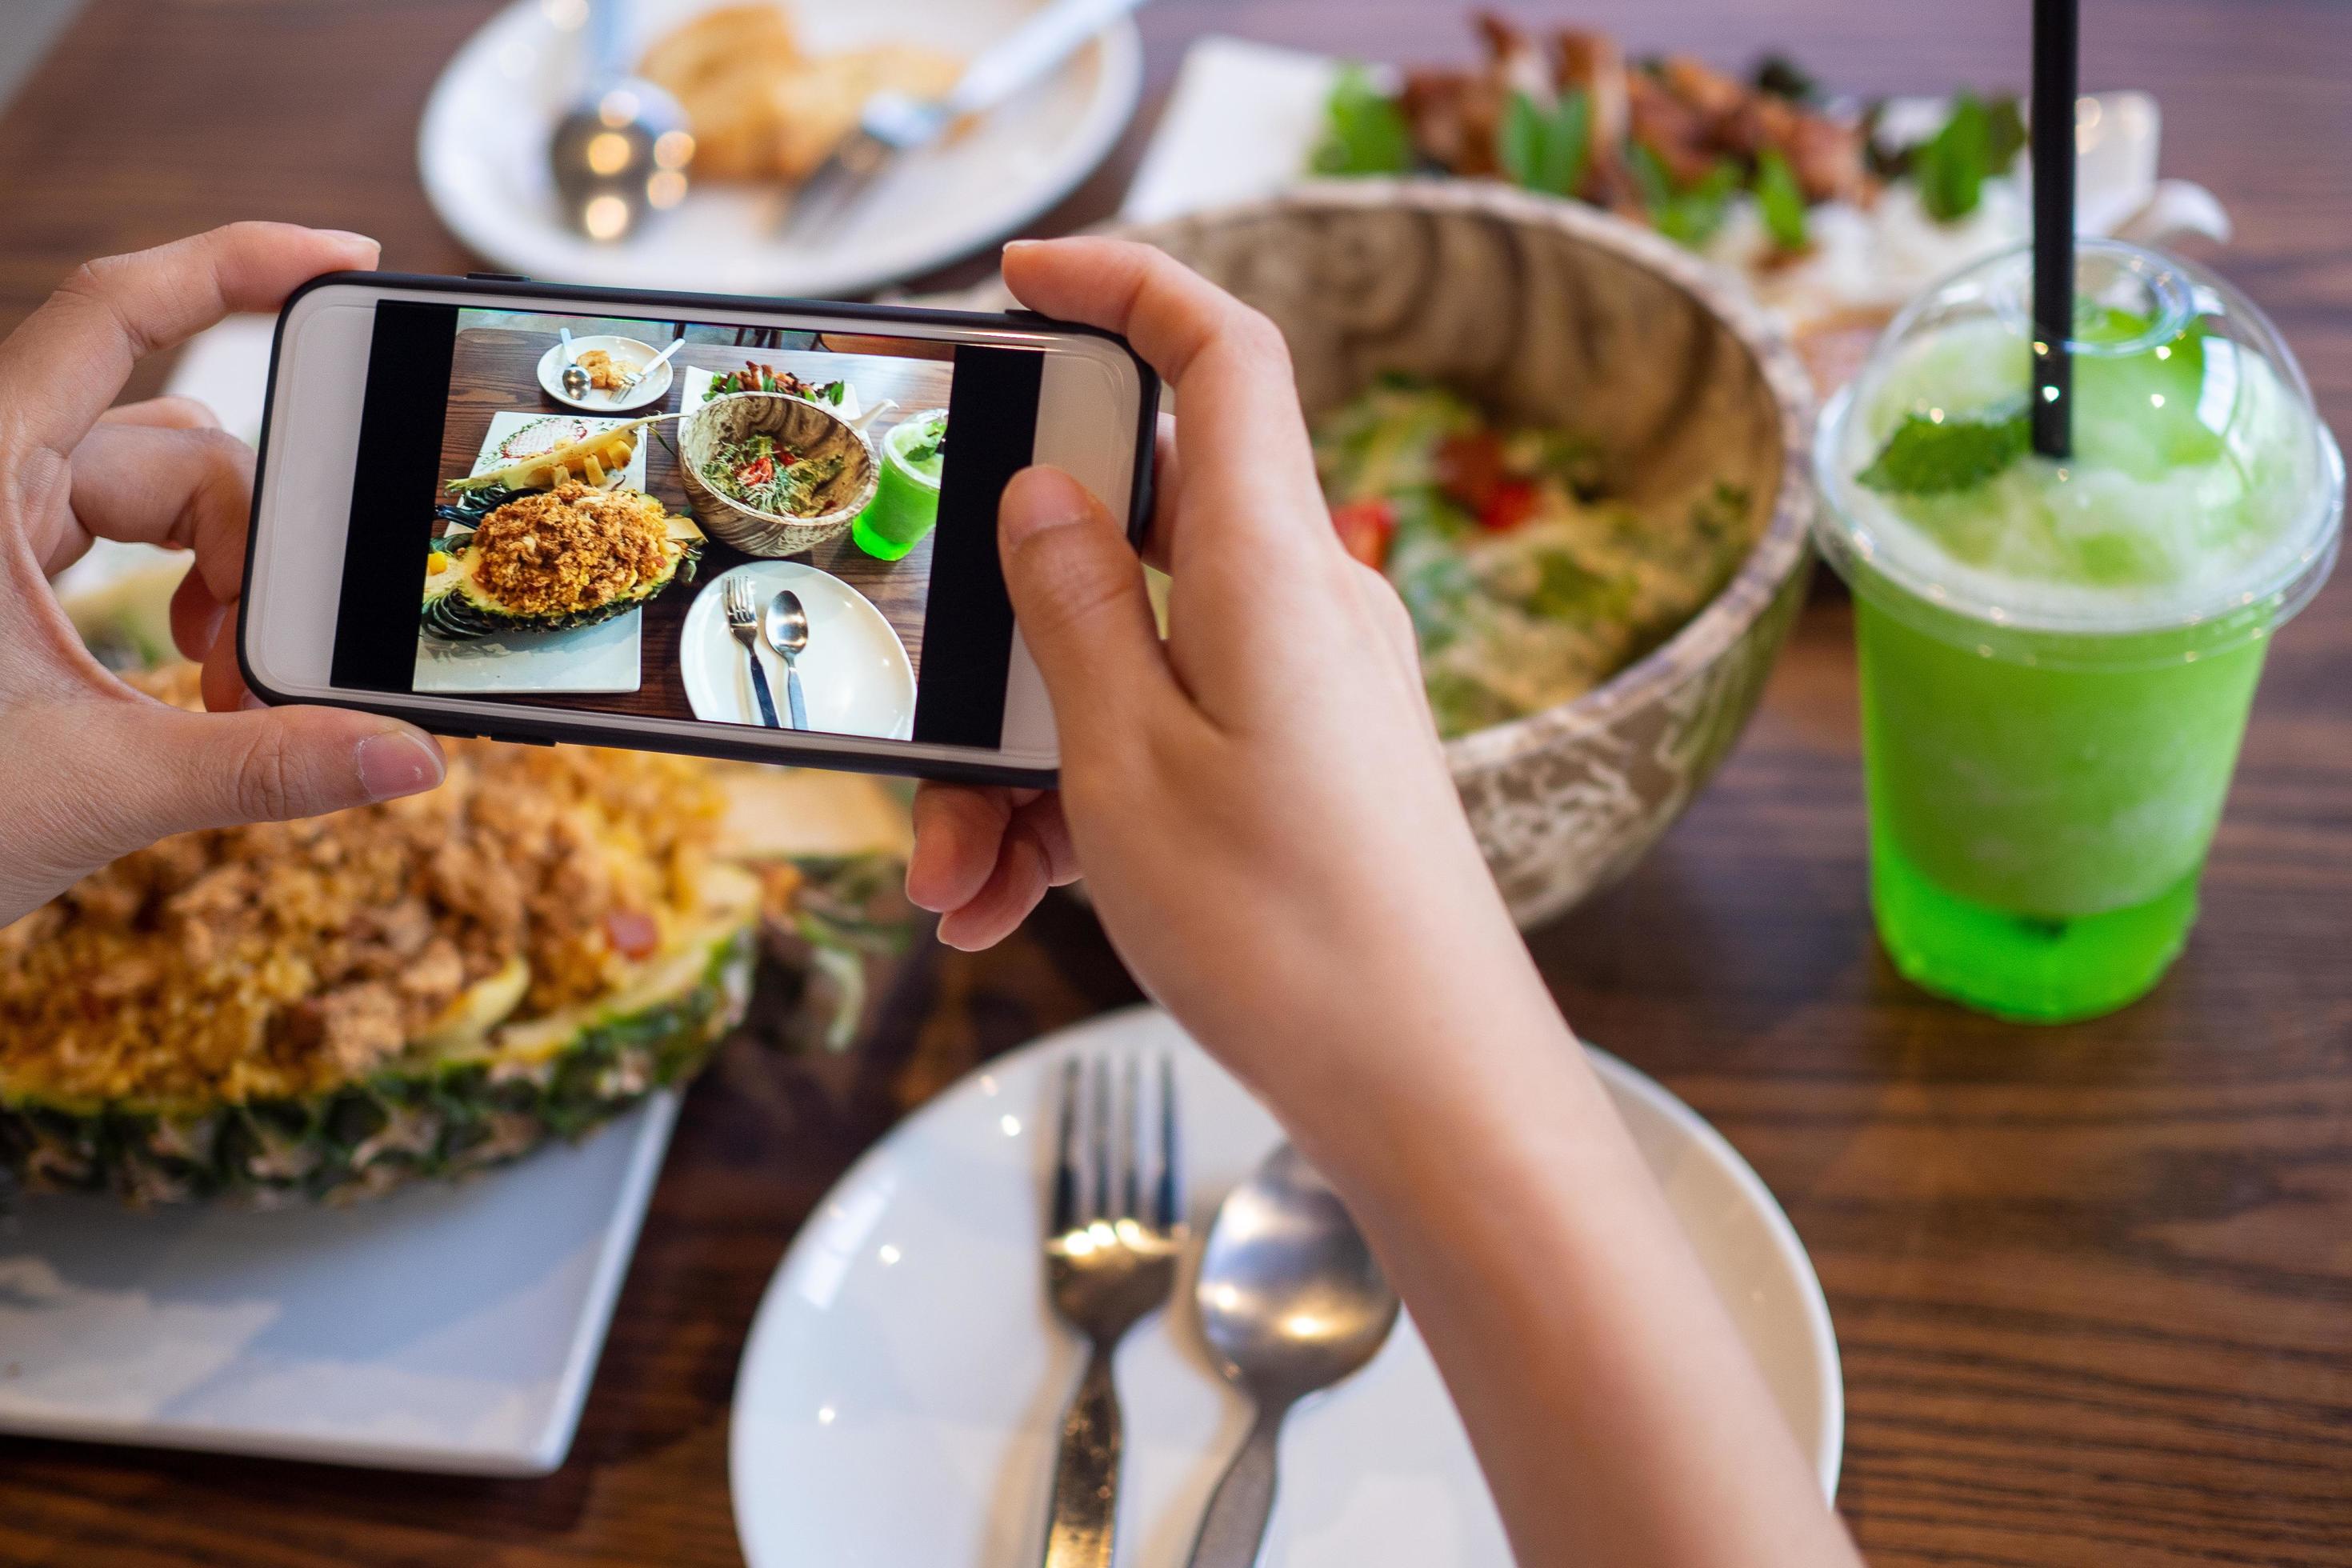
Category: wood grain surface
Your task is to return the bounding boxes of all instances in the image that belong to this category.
[2,2,2349,1566]
[432,325,949,718]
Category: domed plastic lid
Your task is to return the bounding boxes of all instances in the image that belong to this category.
[1814,239,2343,662]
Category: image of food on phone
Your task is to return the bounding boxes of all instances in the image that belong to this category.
[398,307,962,739]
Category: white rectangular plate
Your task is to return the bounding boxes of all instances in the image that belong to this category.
[680,362,861,421]
[413,410,652,695]
[0,1093,679,1476]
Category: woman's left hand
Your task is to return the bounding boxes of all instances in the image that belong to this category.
[0,222,447,926]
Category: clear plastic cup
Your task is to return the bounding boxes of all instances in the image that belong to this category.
[1814,239,2343,1022]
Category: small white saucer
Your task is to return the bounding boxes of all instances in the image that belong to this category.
[679,561,916,740]
[534,334,675,412]
[730,1006,1842,1566]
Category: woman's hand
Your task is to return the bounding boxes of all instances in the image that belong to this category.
[909,239,1859,1568]
[906,238,1564,1111]
[0,222,446,926]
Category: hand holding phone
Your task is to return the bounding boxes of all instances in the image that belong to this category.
[240,270,1157,785]
[0,223,447,927]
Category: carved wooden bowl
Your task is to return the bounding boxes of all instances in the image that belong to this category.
[970,181,1818,926]
[680,391,881,558]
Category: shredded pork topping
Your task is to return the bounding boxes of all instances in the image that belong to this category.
[0,667,723,1108]
[469,482,676,618]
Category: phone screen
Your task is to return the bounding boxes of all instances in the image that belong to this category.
[326,300,1043,750]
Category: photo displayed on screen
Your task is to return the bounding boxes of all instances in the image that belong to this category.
[408,306,968,743]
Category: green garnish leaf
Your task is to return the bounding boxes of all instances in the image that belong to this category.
[1311,63,1414,176]
[1858,402,2030,494]
[1754,148,1810,252]
[1910,90,2025,222]
[1630,146,1740,247]
[1498,89,1593,198]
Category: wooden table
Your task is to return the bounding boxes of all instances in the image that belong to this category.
[2,4,2349,1565]
[435,320,950,716]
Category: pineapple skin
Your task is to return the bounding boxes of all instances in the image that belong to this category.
[0,923,754,1209]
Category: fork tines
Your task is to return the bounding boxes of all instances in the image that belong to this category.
[1051,1053,1182,1238]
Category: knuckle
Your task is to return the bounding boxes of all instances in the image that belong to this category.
[53,255,151,357]
[146,394,222,430]
[1224,304,1293,370]
[229,722,302,822]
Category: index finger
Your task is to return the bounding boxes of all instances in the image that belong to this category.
[0,222,378,471]
[1000,238,1332,574]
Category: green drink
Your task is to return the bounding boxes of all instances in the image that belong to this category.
[1816,242,2342,1022]
[851,410,949,562]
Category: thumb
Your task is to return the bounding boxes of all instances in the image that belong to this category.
[59,698,445,865]
[997,465,1171,739]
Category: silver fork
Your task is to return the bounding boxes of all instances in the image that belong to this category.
[722,576,781,727]
[1040,1053,1184,1568]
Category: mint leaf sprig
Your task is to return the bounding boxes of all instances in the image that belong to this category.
[1857,400,2032,494]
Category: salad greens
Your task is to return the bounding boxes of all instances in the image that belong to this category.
[703,432,846,518]
[1316,379,1752,738]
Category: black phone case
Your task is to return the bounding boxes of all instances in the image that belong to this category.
[238,270,1162,790]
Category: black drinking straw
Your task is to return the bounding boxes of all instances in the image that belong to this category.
[2031,0,2078,458]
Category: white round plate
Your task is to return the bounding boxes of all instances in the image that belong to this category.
[679,561,914,739]
[534,334,674,411]
[418,0,1145,297]
[730,1006,1843,1567]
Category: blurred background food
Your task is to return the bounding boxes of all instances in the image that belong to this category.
[637,2,962,187]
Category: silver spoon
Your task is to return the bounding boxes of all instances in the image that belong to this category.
[547,0,692,243]
[558,326,590,401]
[762,589,810,730]
[1186,1144,1400,1568]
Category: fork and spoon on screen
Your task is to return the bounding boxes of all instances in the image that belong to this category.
[723,578,810,729]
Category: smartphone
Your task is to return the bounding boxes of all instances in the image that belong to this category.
[240,273,1156,787]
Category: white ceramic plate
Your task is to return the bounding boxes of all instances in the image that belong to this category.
[679,560,916,738]
[535,333,677,411]
[0,1094,680,1476]
[730,1006,1842,1567]
[414,409,656,694]
[418,0,1144,297]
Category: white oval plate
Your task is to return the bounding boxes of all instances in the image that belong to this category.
[418,0,1144,297]
[679,560,914,739]
[730,1006,1842,1567]
[534,334,675,411]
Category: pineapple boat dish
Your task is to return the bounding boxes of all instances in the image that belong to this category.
[423,479,705,641]
[0,660,909,1207]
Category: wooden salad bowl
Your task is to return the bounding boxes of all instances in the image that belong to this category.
[958,181,1818,927]
[680,390,883,558]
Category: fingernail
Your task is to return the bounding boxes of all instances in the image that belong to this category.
[998,465,1092,550]
[1002,238,1042,254]
[239,690,269,711]
[356,730,443,800]
[318,229,380,255]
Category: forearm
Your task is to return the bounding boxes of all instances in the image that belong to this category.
[1254,970,1858,1568]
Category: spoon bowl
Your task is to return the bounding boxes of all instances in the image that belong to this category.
[1196,1146,1398,1400]
[1186,1144,1399,1566]
[762,589,811,730]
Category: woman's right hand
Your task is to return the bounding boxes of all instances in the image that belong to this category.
[907,238,1569,1123]
[910,240,1860,1568]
